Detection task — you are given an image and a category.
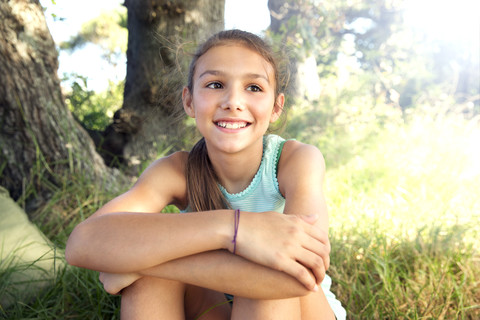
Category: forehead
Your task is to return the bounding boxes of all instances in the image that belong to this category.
[194,44,275,81]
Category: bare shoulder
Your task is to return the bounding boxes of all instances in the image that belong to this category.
[139,151,188,181]
[90,151,189,217]
[134,151,189,208]
[279,140,326,173]
[277,140,326,197]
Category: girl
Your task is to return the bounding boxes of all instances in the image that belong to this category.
[66,29,346,319]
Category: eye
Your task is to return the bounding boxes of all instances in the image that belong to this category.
[206,82,223,89]
[247,84,262,92]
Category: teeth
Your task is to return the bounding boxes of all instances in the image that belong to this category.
[217,121,247,129]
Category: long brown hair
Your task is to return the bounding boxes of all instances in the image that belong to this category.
[185,29,283,212]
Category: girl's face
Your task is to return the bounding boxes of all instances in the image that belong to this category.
[183,44,284,156]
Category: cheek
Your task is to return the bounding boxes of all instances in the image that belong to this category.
[193,102,210,116]
[251,96,276,114]
[194,92,216,108]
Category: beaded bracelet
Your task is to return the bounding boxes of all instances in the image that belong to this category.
[232,209,240,254]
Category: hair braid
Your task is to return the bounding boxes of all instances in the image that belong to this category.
[186,138,229,211]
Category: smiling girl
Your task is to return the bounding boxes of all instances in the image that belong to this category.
[66,29,346,319]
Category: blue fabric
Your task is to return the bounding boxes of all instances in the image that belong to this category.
[219,135,286,213]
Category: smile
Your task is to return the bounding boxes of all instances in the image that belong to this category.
[215,121,250,129]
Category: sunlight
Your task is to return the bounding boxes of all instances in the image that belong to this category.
[224,0,270,34]
[404,0,480,45]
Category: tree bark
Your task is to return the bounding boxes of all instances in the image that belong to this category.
[106,0,224,169]
[268,0,322,102]
[0,0,123,210]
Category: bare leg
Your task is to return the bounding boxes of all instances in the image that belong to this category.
[232,297,301,320]
[120,276,231,320]
[299,290,336,320]
[121,276,186,320]
[231,290,335,320]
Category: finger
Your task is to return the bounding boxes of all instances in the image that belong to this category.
[279,257,318,291]
[293,216,329,245]
[302,235,330,272]
[306,225,330,247]
[295,250,326,284]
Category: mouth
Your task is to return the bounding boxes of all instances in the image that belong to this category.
[215,121,250,129]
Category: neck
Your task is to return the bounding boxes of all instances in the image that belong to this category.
[206,138,264,194]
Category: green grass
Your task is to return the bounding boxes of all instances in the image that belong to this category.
[326,112,480,319]
[1,110,479,319]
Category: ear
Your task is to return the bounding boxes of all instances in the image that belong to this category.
[182,87,195,118]
[270,93,284,123]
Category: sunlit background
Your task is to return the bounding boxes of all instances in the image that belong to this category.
[41,0,479,92]
[2,1,479,318]
[42,0,271,90]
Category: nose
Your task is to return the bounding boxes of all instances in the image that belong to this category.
[221,86,245,111]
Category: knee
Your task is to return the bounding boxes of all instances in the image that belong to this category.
[120,277,187,320]
[232,297,302,320]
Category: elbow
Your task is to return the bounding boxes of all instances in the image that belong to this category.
[65,223,89,268]
[64,241,79,267]
[64,246,77,267]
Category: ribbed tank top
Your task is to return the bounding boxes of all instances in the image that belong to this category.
[219,134,287,213]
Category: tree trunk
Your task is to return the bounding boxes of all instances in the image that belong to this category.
[0,0,123,210]
[105,0,224,169]
[268,0,322,102]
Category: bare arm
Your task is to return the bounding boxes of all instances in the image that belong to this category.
[146,142,331,300]
[277,140,336,316]
[140,250,311,299]
[147,142,332,300]
[278,140,331,283]
[66,152,233,272]
[67,209,232,272]
[66,152,326,291]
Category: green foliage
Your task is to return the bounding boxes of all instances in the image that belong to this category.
[1,106,478,318]
[63,74,123,131]
[1,266,121,319]
[60,8,127,64]
[268,0,479,113]
[325,110,480,318]
[284,69,404,167]
[56,7,128,132]
[267,0,344,77]
[0,140,131,318]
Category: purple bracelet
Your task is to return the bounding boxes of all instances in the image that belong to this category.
[232,209,240,254]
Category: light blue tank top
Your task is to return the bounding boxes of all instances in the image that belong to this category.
[219,134,286,213]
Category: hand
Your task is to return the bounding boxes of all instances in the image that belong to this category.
[99,272,141,295]
[299,213,331,272]
[232,211,330,291]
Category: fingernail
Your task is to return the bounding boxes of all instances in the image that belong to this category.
[312,284,319,292]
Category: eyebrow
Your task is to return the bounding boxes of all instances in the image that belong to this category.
[198,70,270,83]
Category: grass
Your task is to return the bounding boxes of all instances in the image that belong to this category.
[1,109,479,319]
[326,111,480,319]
